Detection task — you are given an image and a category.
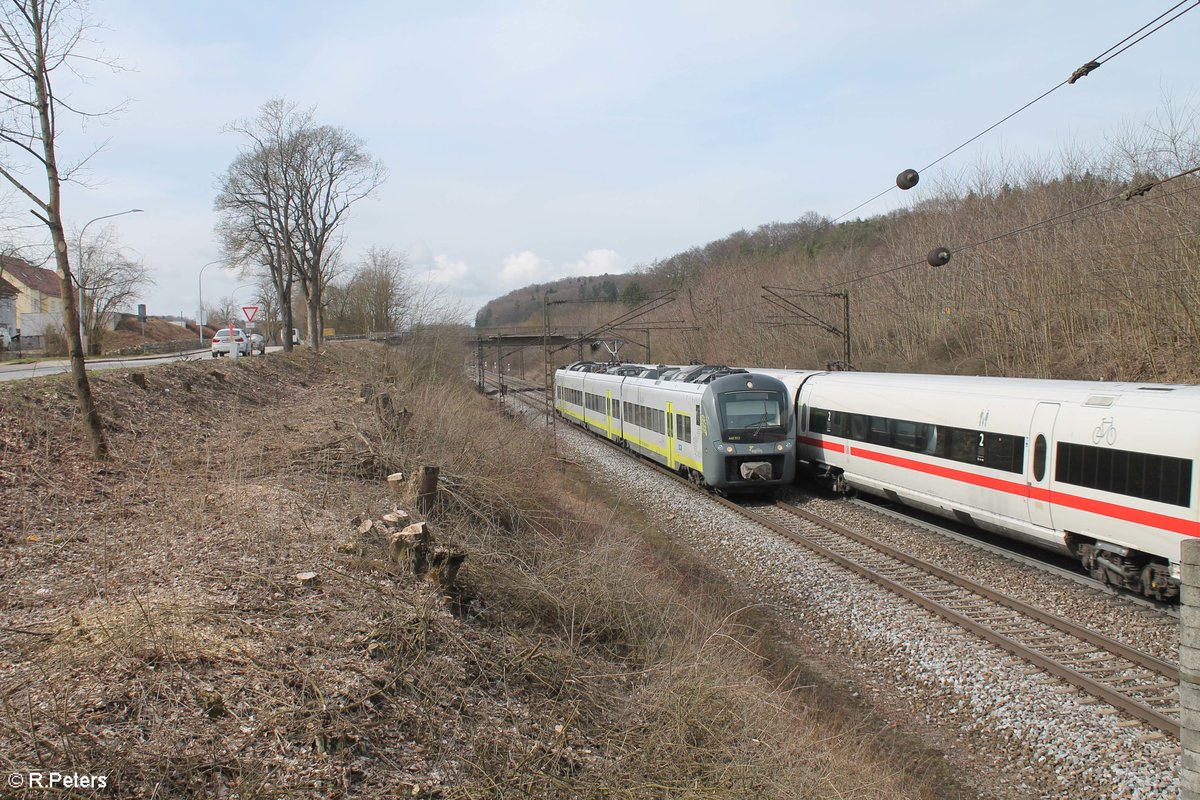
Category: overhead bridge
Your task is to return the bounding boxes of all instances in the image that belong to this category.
[473,330,586,349]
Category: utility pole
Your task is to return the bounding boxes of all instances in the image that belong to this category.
[542,288,557,425]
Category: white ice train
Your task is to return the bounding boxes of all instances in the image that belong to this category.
[554,363,796,492]
[759,369,1198,601]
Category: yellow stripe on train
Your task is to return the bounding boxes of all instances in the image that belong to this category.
[560,406,702,472]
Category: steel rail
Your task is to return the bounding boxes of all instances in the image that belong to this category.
[744,502,1178,738]
[480,369,1180,737]
[773,501,1177,679]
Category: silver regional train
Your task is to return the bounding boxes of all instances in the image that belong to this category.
[759,369,1198,601]
[554,363,796,492]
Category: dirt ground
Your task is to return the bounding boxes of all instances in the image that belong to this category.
[0,343,980,799]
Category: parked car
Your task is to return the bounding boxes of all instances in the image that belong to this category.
[211,327,251,357]
[249,333,266,354]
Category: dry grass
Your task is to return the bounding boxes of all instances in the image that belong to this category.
[0,341,978,798]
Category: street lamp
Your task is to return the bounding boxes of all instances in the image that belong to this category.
[197,259,225,348]
[76,208,144,357]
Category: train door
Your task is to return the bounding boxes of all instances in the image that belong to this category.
[605,389,614,440]
[1026,403,1059,530]
[665,400,676,470]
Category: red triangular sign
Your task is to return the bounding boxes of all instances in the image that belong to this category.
[242,305,259,322]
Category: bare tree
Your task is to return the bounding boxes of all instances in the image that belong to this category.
[251,272,280,344]
[75,223,151,354]
[291,124,385,349]
[216,99,304,352]
[0,0,115,458]
[216,98,385,353]
[326,246,409,334]
[358,246,408,333]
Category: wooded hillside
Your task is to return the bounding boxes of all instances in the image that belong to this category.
[524,109,1200,382]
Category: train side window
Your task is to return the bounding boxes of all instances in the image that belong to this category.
[810,407,829,433]
[849,414,869,442]
[983,433,1023,472]
[830,410,847,437]
[892,421,934,453]
[1032,435,1047,481]
[675,413,692,443]
[868,416,890,446]
[1055,441,1192,506]
[944,428,976,463]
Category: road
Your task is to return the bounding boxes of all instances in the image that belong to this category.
[0,347,281,382]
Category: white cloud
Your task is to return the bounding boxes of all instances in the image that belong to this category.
[496,248,628,290]
[500,250,550,284]
[406,240,433,265]
[419,254,468,284]
[564,249,625,276]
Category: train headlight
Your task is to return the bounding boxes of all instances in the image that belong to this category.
[725,445,735,453]
[776,443,785,452]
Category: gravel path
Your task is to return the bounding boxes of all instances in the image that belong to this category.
[554,421,1181,800]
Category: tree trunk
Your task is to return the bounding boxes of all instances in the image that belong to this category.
[281,299,294,352]
[30,1,108,459]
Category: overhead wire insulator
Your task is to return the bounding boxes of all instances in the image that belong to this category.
[1068,60,1101,84]
[1119,181,1156,201]
[927,247,952,267]
[896,169,920,190]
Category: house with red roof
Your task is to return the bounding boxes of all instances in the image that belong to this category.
[0,255,64,340]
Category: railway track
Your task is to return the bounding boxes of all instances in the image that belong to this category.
[854,495,1180,616]
[479,369,1182,737]
[741,499,1179,737]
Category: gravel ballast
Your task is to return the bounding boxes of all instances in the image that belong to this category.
[554,422,1181,800]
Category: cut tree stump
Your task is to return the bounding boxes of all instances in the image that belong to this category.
[295,571,320,588]
[389,521,432,575]
[416,466,440,514]
[427,547,467,591]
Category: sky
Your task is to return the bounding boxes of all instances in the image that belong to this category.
[14,0,1200,324]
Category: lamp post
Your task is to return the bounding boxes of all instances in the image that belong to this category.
[197,259,224,349]
[76,208,144,357]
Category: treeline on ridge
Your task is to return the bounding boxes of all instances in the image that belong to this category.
[491,106,1200,383]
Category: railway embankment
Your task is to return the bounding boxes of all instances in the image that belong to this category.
[0,342,980,799]
[546,391,1182,799]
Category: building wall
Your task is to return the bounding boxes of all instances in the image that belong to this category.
[15,285,64,324]
[0,294,15,335]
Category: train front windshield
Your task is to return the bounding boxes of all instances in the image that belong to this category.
[717,390,789,443]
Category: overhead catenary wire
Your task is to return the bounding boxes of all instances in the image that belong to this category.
[713,177,1200,324]
[536,7,1200,333]
[825,0,1200,227]
[820,164,1200,291]
[849,227,1200,315]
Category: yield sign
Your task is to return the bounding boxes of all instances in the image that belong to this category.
[241,305,259,323]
